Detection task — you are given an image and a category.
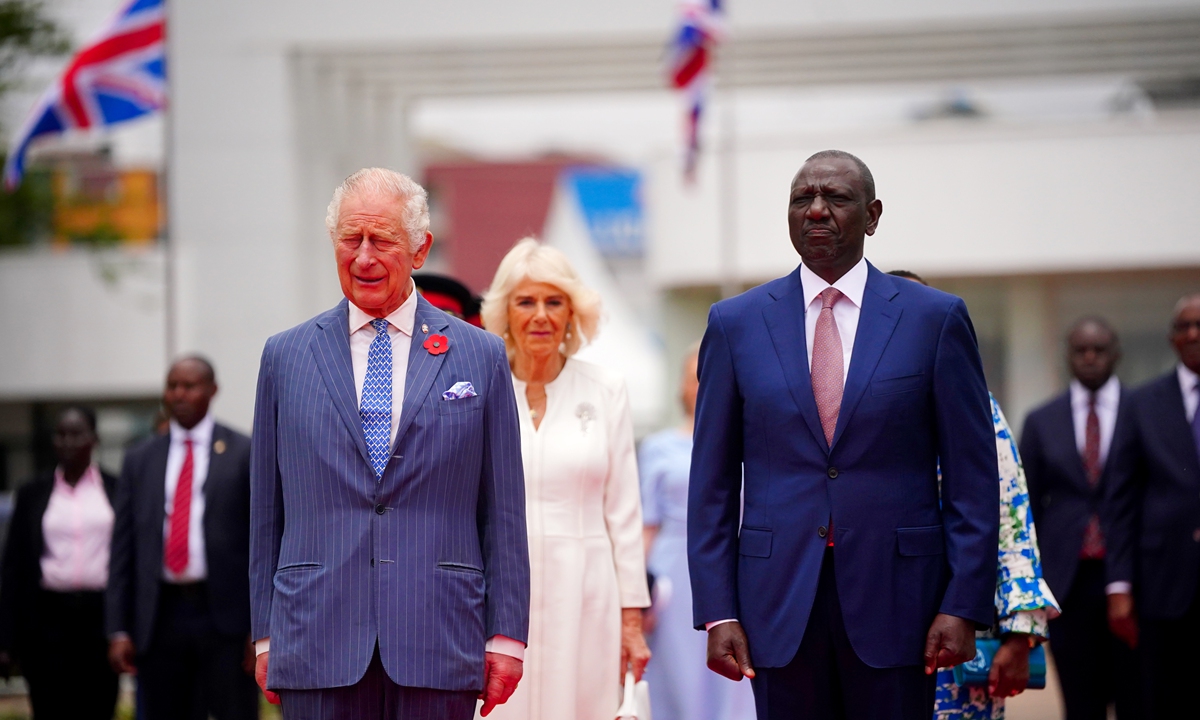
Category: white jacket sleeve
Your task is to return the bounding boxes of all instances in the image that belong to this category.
[603,379,652,609]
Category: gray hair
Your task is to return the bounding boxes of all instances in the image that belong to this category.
[325,168,430,252]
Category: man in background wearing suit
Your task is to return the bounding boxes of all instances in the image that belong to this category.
[688,150,998,720]
[1021,318,1140,720]
[1106,293,1200,719]
[107,356,259,720]
[250,168,529,720]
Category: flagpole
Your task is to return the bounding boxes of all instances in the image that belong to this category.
[161,0,175,366]
[717,63,738,299]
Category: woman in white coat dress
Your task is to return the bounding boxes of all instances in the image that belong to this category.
[480,238,652,720]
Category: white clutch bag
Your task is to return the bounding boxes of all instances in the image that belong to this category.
[615,670,652,720]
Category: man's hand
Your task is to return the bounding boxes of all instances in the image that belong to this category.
[1108,592,1138,649]
[707,622,755,681]
[255,652,280,705]
[988,635,1031,698]
[108,637,137,675]
[479,652,522,717]
[923,613,975,675]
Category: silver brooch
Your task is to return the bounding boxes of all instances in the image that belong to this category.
[575,402,596,433]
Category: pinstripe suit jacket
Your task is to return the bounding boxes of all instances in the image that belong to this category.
[249,296,530,692]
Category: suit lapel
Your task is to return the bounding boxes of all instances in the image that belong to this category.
[1050,394,1091,492]
[830,265,901,451]
[145,435,170,560]
[393,297,450,448]
[762,268,826,450]
[311,299,373,469]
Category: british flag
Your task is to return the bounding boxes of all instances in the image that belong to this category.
[4,0,165,190]
[666,0,723,180]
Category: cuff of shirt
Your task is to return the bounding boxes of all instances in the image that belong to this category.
[255,638,270,656]
[109,631,131,643]
[1105,581,1133,595]
[705,618,738,631]
[485,635,525,660]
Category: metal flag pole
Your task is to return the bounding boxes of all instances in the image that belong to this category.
[717,55,738,299]
[160,0,175,366]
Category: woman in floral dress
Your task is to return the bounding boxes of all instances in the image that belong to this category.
[933,395,1062,720]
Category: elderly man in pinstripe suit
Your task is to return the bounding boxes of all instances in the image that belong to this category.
[250,168,530,719]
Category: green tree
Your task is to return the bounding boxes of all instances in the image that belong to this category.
[0,1,68,244]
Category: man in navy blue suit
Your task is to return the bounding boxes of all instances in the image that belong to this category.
[1021,318,1140,720]
[1105,293,1200,719]
[688,151,998,720]
[249,168,529,719]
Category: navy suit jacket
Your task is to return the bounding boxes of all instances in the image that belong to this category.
[106,424,253,650]
[249,296,529,692]
[1020,389,1129,602]
[1105,370,1200,619]
[687,263,998,669]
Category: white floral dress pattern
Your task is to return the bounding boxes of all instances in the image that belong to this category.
[933,395,1061,720]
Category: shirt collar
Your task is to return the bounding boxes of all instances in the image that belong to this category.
[1179,363,1200,397]
[1070,375,1120,410]
[53,464,101,491]
[348,279,418,337]
[170,413,215,446]
[799,257,868,312]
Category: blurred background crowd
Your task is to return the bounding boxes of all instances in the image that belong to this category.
[0,0,1198,718]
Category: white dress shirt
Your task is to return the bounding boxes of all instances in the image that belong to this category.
[1069,376,1121,467]
[348,282,418,446]
[257,284,525,660]
[1180,364,1200,423]
[800,258,868,385]
[163,413,214,583]
[707,259,868,633]
[41,465,113,591]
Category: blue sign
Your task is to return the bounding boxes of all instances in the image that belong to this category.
[566,167,645,257]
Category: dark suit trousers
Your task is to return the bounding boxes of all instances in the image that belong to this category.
[1141,585,1200,719]
[21,590,118,720]
[750,550,935,720]
[1048,560,1141,720]
[138,582,258,720]
[279,645,477,720]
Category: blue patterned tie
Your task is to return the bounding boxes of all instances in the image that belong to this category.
[360,318,392,479]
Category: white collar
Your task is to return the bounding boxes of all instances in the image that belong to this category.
[1069,375,1120,410]
[348,280,418,337]
[170,413,215,446]
[799,257,868,311]
[1179,363,1200,397]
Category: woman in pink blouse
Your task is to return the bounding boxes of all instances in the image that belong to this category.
[0,406,119,720]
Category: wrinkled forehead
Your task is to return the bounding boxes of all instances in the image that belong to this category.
[335,190,407,233]
[1174,297,1200,324]
[791,158,864,194]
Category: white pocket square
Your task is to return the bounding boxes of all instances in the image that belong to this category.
[442,381,477,400]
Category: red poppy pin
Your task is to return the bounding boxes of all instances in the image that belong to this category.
[423,334,449,356]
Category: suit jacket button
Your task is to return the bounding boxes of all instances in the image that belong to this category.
[827,467,839,479]
[818,526,828,538]
[375,504,386,515]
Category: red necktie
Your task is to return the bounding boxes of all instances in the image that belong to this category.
[1079,394,1105,559]
[165,438,193,574]
[812,288,844,547]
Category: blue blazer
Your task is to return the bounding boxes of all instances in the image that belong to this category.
[687,263,998,669]
[1105,370,1200,619]
[1020,388,1129,602]
[249,296,530,692]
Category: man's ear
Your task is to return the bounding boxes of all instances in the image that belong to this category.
[864,199,883,236]
[412,232,434,269]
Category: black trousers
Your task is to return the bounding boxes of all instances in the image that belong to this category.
[1048,559,1141,720]
[138,582,259,720]
[750,550,936,720]
[1141,584,1200,720]
[20,589,119,720]
[279,645,477,720]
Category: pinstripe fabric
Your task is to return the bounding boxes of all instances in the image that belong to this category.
[250,296,530,692]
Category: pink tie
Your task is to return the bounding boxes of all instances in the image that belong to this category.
[165,439,193,575]
[812,288,845,447]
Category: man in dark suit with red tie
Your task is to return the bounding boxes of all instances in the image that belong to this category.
[107,356,259,720]
[1106,294,1200,718]
[1020,318,1140,720]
